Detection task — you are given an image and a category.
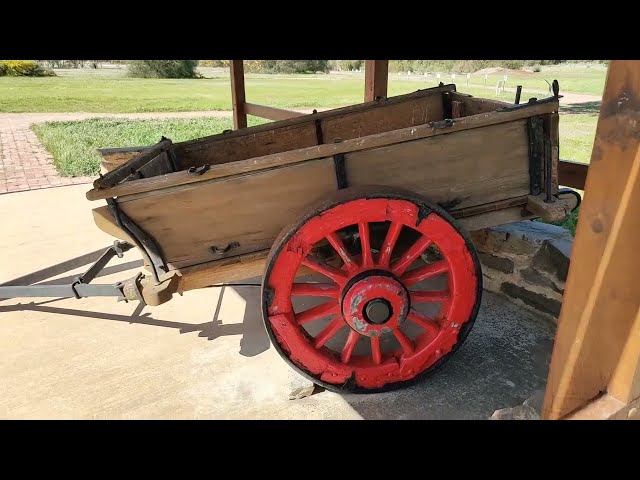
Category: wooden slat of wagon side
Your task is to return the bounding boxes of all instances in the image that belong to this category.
[346,120,531,209]
[87,100,559,202]
[321,94,443,143]
[108,158,338,269]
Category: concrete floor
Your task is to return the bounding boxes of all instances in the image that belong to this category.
[0,185,556,419]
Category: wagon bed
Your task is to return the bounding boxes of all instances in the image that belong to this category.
[86,83,575,298]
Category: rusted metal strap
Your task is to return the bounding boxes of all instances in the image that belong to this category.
[107,198,167,284]
[333,153,348,189]
[315,118,324,145]
[527,117,544,195]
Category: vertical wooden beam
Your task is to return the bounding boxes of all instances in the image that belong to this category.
[364,60,389,102]
[230,60,247,130]
[542,60,640,420]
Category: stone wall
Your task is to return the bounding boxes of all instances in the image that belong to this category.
[470,221,573,321]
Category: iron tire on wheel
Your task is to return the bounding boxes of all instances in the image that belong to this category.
[261,186,482,393]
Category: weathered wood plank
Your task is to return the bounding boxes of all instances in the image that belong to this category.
[230,60,247,130]
[558,160,589,190]
[542,60,640,420]
[345,120,531,209]
[93,139,171,190]
[364,60,389,102]
[244,102,306,121]
[322,94,443,143]
[116,158,338,269]
[565,393,640,420]
[609,308,640,404]
[87,100,558,201]
[450,92,511,115]
[176,122,319,169]
[177,250,269,292]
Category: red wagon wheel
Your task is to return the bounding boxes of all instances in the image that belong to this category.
[261,186,482,392]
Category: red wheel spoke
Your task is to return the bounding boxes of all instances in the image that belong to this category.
[411,290,449,303]
[326,231,357,272]
[291,283,339,298]
[371,336,382,365]
[296,300,340,325]
[408,309,440,337]
[394,329,415,355]
[341,330,359,363]
[400,261,449,287]
[391,235,432,277]
[358,222,373,268]
[302,257,348,285]
[313,317,345,349]
[378,221,403,267]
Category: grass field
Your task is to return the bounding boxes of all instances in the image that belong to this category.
[0,64,605,114]
[32,117,267,176]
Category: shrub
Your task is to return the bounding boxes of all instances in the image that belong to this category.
[127,60,200,78]
[200,60,229,67]
[0,60,55,77]
[244,60,329,74]
[532,65,542,72]
[335,60,363,71]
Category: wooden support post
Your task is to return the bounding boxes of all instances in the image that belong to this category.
[364,60,389,102]
[542,60,640,420]
[230,60,247,130]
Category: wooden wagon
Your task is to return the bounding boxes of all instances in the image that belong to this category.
[74,82,577,392]
[1,82,578,393]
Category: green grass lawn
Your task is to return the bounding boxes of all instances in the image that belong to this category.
[0,64,604,114]
[0,74,523,113]
[462,64,607,97]
[32,117,264,177]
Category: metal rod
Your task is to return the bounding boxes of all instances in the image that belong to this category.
[77,242,132,284]
[515,85,522,105]
[0,241,135,301]
[545,138,553,202]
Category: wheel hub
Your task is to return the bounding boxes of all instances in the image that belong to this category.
[341,274,409,337]
[364,298,392,324]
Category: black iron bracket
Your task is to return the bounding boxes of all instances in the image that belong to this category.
[499,80,562,113]
[107,198,167,283]
[527,117,545,196]
[210,242,240,256]
[333,153,348,190]
[315,118,324,145]
[442,90,453,119]
[188,164,210,176]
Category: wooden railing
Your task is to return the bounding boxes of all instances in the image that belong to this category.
[559,159,589,190]
[229,60,589,192]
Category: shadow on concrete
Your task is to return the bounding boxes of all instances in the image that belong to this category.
[1,248,556,419]
[0,284,270,358]
[0,247,270,357]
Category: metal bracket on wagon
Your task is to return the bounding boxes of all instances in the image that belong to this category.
[107,198,167,284]
[498,80,562,113]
